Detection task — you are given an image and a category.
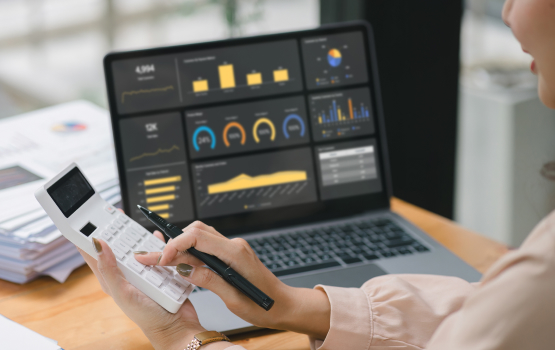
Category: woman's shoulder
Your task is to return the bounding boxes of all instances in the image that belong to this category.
[520,209,555,248]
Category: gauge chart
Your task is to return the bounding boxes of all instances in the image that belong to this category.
[309,87,375,141]
[192,148,318,218]
[118,112,195,224]
[301,31,369,90]
[185,96,309,159]
[179,40,303,106]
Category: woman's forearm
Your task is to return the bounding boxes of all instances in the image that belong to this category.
[274,286,331,340]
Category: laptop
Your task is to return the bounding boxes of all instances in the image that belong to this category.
[103,21,481,334]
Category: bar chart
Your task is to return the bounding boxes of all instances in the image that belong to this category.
[179,40,303,106]
[309,87,375,141]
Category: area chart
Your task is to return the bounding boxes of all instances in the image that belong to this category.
[192,148,318,219]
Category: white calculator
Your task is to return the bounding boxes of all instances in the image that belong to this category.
[34,163,194,313]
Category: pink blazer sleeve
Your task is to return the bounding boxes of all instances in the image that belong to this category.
[310,275,477,350]
[311,211,555,350]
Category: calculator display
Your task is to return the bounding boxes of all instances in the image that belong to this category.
[47,167,95,218]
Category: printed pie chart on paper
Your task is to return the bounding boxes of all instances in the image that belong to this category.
[327,48,342,67]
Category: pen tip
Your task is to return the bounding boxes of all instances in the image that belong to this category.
[137,204,141,209]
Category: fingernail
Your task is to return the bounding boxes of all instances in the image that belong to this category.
[92,238,102,255]
[156,253,163,266]
[176,263,195,277]
[133,251,148,255]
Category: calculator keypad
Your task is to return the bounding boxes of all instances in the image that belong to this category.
[91,213,194,303]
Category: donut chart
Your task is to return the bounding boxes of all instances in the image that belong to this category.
[327,48,342,67]
[223,122,246,147]
[282,114,305,139]
[252,118,276,143]
[192,126,216,151]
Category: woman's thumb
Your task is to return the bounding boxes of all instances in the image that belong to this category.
[92,238,127,297]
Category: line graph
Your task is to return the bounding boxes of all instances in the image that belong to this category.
[121,86,175,103]
[130,145,180,162]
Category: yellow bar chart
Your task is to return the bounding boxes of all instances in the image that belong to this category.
[145,185,176,195]
[219,64,236,89]
[148,204,169,212]
[193,80,209,92]
[144,176,181,187]
[146,194,176,204]
[247,72,262,85]
[273,69,289,82]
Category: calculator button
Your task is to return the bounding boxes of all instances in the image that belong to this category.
[127,258,145,273]
[164,285,183,301]
[107,225,118,234]
[121,234,137,248]
[168,278,187,294]
[142,240,160,252]
[125,228,141,241]
[112,247,125,260]
[152,266,170,277]
[119,215,130,223]
[146,271,164,287]
[149,236,166,250]
[105,205,116,214]
[150,267,167,279]
[131,225,147,237]
[113,219,124,229]
[100,230,112,240]
[113,239,131,253]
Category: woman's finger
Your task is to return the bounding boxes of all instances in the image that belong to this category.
[160,225,236,267]
[76,246,111,296]
[183,221,225,238]
[93,238,130,301]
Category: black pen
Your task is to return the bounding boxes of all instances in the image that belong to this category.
[137,205,274,311]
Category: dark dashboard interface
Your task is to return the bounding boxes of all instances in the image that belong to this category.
[105,24,387,232]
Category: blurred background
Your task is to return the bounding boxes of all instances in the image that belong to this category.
[0,0,554,247]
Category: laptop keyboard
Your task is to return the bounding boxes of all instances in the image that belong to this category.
[246,218,430,277]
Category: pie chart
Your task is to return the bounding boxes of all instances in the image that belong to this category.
[327,48,342,67]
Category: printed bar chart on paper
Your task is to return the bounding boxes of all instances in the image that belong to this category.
[309,87,375,141]
[192,148,318,219]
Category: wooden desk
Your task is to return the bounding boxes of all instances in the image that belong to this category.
[0,198,509,349]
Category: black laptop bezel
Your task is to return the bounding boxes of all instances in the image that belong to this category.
[103,21,392,236]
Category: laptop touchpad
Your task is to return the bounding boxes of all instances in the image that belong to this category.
[280,264,387,289]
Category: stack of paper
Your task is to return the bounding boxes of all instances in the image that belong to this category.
[0,101,120,283]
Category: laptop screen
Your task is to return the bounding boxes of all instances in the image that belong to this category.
[104,22,391,235]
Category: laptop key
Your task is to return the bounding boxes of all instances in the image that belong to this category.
[363,253,379,260]
[414,245,430,252]
[381,251,396,258]
[384,239,415,249]
[342,257,363,264]
[273,261,341,277]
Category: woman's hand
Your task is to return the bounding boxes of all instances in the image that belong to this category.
[78,230,229,350]
[134,221,332,339]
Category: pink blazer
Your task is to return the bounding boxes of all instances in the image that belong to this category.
[226,210,555,349]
